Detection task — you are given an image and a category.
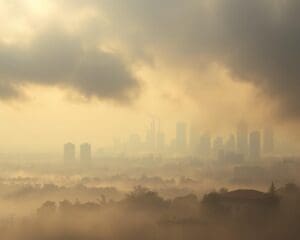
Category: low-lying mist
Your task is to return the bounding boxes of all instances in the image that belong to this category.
[0,183,300,240]
[0,155,298,239]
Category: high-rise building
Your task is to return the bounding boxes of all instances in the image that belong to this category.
[146,120,156,152]
[249,131,261,160]
[236,121,248,157]
[225,134,235,152]
[199,133,211,157]
[189,125,200,154]
[213,137,224,154]
[80,143,91,165]
[176,122,187,152]
[128,134,141,152]
[263,127,274,154]
[64,142,75,164]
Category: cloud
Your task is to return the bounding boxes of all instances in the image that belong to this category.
[0,26,140,102]
[2,0,300,118]
[60,0,300,119]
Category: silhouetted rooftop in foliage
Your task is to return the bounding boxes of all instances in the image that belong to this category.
[222,189,266,200]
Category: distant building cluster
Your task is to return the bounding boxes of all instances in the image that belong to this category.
[110,120,274,161]
[63,142,92,165]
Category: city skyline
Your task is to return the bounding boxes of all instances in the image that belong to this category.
[61,121,275,160]
[0,1,299,154]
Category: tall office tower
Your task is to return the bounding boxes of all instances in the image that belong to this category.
[128,134,141,152]
[213,137,224,154]
[176,122,187,152]
[189,125,200,154]
[225,134,235,152]
[236,121,248,157]
[199,133,211,157]
[249,131,261,160]
[263,127,274,154]
[146,119,156,152]
[156,120,165,153]
[80,143,92,165]
[64,142,75,164]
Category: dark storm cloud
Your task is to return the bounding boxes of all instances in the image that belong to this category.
[2,0,300,116]
[0,27,139,102]
[63,0,300,118]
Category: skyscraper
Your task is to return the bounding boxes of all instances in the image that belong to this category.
[236,121,248,157]
[199,133,211,157]
[128,134,141,152]
[263,127,274,154]
[146,119,156,152]
[80,143,91,165]
[249,131,261,160]
[64,142,75,164]
[189,125,200,154]
[225,134,235,152]
[213,137,224,154]
[176,122,187,152]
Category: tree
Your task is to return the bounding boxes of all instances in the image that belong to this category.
[37,201,56,217]
[269,182,276,196]
[125,186,168,210]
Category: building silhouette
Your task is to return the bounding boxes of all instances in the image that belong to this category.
[225,134,235,152]
[146,120,156,152]
[237,121,248,157]
[249,131,261,160]
[263,127,274,154]
[128,134,141,152]
[199,133,211,157]
[189,125,200,154]
[176,122,187,152]
[64,142,75,164]
[213,137,224,152]
[80,143,91,165]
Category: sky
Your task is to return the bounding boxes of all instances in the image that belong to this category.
[0,0,299,153]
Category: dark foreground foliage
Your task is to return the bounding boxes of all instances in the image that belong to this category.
[1,184,300,240]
